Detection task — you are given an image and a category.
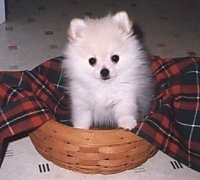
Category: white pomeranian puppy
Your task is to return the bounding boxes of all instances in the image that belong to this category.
[63,11,153,130]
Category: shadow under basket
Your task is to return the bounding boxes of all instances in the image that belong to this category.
[29,119,157,174]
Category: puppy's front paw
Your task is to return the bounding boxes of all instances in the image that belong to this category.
[73,119,91,129]
[73,121,90,129]
[117,116,137,130]
[72,111,92,129]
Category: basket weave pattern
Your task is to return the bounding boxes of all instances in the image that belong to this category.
[29,119,157,174]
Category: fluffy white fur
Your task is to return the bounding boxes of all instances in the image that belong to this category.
[63,11,153,130]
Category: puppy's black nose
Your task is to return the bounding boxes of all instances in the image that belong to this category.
[100,68,110,79]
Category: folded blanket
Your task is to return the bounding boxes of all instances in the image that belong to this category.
[0,56,199,172]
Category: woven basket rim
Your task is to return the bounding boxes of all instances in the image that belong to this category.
[47,118,134,133]
[36,119,147,145]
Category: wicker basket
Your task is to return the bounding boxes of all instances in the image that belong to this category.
[29,119,157,174]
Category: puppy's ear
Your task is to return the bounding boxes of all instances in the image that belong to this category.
[112,11,133,34]
[68,18,86,41]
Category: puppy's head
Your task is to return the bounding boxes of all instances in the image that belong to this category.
[65,11,139,81]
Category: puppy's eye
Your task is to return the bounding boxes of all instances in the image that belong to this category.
[88,57,97,66]
[111,54,119,63]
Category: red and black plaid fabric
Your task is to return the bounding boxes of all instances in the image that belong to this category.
[0,56,199,172]
[134,56,200,172]
[0,57,72,162]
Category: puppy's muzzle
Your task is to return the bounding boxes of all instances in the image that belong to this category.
[100,68,110,80]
